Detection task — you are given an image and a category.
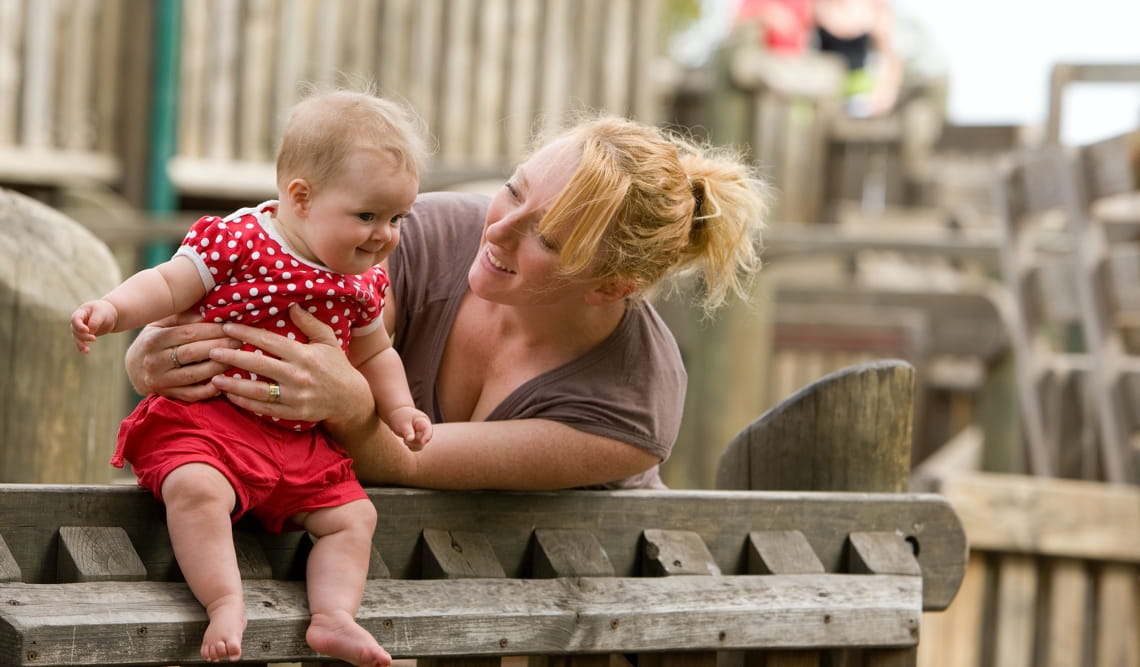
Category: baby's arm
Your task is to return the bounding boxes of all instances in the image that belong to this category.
[349,328,432,450]
[70,255,206,353]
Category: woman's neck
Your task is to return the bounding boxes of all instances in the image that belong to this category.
[483,295,628,359]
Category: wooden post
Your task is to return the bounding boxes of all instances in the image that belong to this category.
[0,188,124,482]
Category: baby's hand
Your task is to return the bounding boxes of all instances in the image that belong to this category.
[388,405,433,451]
[69,300,118,354]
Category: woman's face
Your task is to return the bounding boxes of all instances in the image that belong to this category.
[469,136,598,306]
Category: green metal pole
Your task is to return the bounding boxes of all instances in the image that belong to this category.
[145,0,181,267]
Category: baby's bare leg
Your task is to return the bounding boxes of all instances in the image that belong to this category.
[162,463,246,662]
[296,499,389,667]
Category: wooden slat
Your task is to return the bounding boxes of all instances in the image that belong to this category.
[1044,558,1089,667]
[917,551,987,667]
[0,484,966,611]
[421,529,507,579]
[641,529,721,576]
[0,0,24,145]
[56,526,145,583]
[238,0,275,162]
[93,0,123,155]
[532,529,615,578]
[0,533,20,582]
[0,574,923,665]
[931,472,1140,562]
[747,531,825,575]
[20,0,54,150]
[992,554,1037,667]
[1094,563,1140,667]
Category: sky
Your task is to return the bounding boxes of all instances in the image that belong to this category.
[672,0,1140,145]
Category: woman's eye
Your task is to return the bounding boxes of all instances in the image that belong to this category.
[357,212,376,222]
[537,233,558,251]
[504,182,520,200]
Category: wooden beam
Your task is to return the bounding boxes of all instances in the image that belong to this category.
[0,574,922,665]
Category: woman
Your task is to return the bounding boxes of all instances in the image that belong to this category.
[125,116,768,490]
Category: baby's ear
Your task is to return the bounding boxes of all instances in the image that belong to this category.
[284,178,312,213]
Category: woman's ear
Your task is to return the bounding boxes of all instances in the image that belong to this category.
[586,278,636,305]
[284,178,312,215]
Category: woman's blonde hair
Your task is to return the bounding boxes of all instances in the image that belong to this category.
[276,86,430,190]
[538,116,768,312]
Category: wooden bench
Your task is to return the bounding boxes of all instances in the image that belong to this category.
[0,361,969,666]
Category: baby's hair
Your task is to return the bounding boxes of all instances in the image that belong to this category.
[538,115,768,313]
[276,84,430,191]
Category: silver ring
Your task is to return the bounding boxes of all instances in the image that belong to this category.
[169,346,183,369]
[267,382,281,404]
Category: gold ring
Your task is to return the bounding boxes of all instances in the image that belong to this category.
[267,382,281,404]
[169,346,183,369]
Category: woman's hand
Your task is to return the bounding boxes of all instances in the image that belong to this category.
[209,303,376,427]
[125,312,237,400]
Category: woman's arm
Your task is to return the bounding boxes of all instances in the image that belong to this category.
[341,417,661,490]
[211,304,660,489]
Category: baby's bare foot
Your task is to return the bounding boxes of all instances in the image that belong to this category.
[307,611,391,667]
[201,596,247,662]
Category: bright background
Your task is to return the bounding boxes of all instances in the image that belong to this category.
[672,0,1140,144]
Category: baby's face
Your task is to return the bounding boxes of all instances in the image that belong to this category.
[301,149,418,276]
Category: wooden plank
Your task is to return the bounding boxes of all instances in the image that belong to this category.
[205,0,239,162]
[931,472,1140,562]
[916,551,987,667]
[439,0,476,166]
[992,554,1037,667]
[0,574,923,664]
[20,0,54,150]
[641,529,721,576]
[747,531,825,575]
[539,0,572,129]
[472,0,509,166]
[0,0,23,145]
[421,529,507,579]
[848,532,922,577]
[93,0,123,156]
[178,0,209,159]
[532,529,615,578]
[238,0,276,162]
[505,0,541,161]
[1044,558,1089,667]
[56,527,146,583]
[0,533,20,582]
[0,485,965,610]
[1094,563,1140,667]
[59,0,97,151]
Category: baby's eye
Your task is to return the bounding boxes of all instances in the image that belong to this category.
[389,214,405,225]
[357,212,376,222]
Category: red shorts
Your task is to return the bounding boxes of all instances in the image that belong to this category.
[115,395,367,533]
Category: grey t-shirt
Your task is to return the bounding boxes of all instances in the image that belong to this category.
[388,191,686,489]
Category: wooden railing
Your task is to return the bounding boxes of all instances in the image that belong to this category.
[0,361,969,666]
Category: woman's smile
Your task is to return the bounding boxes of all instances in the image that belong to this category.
[484,247,515,274]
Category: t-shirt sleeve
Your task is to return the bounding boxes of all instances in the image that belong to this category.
[173,214,236,291]
[350,265,389,338]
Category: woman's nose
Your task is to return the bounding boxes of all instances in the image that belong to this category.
[485,215,521,246]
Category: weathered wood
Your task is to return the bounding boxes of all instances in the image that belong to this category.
[0,485,965,610]
[641,530,721,577]
[56,526,145,583]
[532,529,615,578]
[918,469,1140,667]
[848,532,922,578]
[0,534,20,583]
[928,472,1140,562]
[747,531,825,575]
[716,359,915,494]
[0,188,124,483]
[0,574,923,665]
[422,529,507,579]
